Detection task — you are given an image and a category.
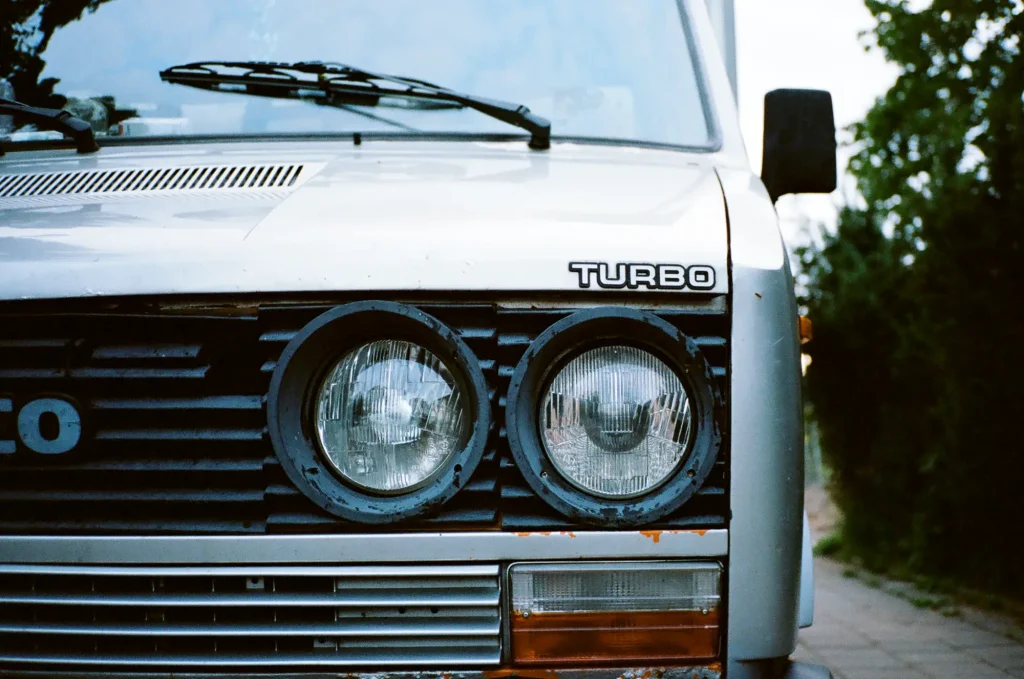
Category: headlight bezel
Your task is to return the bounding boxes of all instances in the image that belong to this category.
[506,308,724,527]
[267,301,490,524]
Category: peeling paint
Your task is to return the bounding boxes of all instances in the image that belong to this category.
[640,530,663,543]
[515,531,581,538]
[481,670,560,679]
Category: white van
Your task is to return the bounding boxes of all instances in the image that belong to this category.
[0,2,836,677]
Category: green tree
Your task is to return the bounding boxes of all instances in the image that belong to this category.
[2,0,139,134]
[800,0,1024,596]
[2,0,114,108]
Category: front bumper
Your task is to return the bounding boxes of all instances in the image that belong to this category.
[0,532,831,679]
[0,662,837,678]
[0,532,727,674]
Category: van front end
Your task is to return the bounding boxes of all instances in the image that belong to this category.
[0,143,822,679]
[1,2,837,677]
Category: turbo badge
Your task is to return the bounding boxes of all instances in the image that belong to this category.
[570,262,717,291]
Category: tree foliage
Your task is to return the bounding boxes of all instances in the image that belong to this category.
[2,0,114,108]
[800,0,1024,595]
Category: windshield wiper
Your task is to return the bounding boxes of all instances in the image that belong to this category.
[159,61,552,150]
[0,98,99,155]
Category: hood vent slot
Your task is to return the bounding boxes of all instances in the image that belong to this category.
[0,164,306,199]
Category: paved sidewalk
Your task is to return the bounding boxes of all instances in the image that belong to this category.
[795,559,1024,679]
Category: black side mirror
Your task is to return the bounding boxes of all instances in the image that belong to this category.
[761,89,837,203]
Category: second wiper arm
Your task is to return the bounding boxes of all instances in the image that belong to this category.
[0,98,99,155]
[159,61,551,150]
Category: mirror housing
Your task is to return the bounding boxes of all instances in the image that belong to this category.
[761,89,837,203]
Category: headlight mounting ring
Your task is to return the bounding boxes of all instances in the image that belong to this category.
[267,301,490,524]
[506,308,724,528]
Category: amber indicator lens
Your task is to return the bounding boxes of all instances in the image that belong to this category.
[509,561,721,666]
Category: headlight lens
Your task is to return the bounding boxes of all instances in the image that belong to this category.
[315,340,468,494]
[540,346,692,498]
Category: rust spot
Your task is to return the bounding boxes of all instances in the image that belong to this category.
[692,529,708,536]
[566,531,576,538]
[755,292,763,299]
[640,530,663,543]
[511,610,720,665]
[515,531,553,537]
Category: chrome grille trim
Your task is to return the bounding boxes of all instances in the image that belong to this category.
[0,564,501,669]
[0,564,495,577]
[0,652,503,668]
[0,530,728,563]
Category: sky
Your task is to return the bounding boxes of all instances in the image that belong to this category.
[733,0,900,248]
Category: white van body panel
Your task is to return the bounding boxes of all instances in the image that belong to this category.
[0,142,729,301]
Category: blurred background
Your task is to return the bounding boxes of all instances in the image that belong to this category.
[737,0,1024,675]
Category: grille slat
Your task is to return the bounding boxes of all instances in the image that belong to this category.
[0,299,727,535]
[0,620,499,637]
[0,591,498,607]
[0,650,502,667]
[0,564,501,668]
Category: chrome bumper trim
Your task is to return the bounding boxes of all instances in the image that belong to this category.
[0,667,723,679]
[0,529,727,564]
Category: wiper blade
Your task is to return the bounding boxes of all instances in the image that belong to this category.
[0,98,99,155]
[159,61,552,150]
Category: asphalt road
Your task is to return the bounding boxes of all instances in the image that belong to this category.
[794,558,1024,678]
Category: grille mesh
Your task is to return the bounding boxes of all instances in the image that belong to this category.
[0,164,305,199]
[0,299,729,534]
[0,564,500,669]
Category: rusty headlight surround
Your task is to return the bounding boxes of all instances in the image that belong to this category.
[505,308,723,527]
[267,301,491,524]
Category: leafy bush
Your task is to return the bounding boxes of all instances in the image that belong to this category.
[799,0,1024,599]
[813,532,845,558]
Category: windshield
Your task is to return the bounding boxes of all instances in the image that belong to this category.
[3,0,713,149]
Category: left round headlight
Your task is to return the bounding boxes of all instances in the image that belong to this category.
[315,340,468,494]
[267,301,490,524]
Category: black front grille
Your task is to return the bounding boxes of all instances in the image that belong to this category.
[0,298,729,535]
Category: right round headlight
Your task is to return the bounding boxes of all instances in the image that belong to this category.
[506,308,723,527]
[540,345,692,499]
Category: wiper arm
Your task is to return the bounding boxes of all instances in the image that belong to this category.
[0,98,99,155]
[159,61,552,151]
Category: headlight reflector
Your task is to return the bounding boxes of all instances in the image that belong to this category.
[540,346,691,498]
[315,340,467,494]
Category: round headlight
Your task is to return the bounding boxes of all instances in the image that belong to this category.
[315,340,468,494]
[506,308,723,527]
[540,346,692,498]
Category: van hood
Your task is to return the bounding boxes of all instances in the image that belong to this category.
[0,140,728,301]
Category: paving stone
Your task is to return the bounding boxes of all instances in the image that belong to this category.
[798,558,1024,679]
[914,662,1013,678]
[815,647,901,669]
[965,646,1024,673]
[839,670,931,679]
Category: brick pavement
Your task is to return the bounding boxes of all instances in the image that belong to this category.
[795,559,1024,678]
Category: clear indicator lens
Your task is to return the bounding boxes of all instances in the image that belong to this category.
[511,562,721,614]
[315,340,467,493]
[540,346,692,498]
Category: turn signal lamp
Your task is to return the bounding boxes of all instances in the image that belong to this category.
[509,561,721,665]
